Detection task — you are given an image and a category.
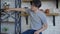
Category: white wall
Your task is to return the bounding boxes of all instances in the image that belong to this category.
[1,0,60,34]
[41,1,60,34]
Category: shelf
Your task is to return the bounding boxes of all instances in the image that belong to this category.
[19,14,29,16]
[19,13,59,16]
[1,13,59,23]
[1,21,14,23]
[22,0,32,2]
[46,13,59,16]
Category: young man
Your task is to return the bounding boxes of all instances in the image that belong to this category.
[5,0,48,34]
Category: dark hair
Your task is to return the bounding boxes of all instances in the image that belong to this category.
[30,0,41,8]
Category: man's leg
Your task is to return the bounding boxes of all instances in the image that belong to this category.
[40,32,42,34]
[22,29,42,34]
[22,29,35,34]
[22,30,31,34]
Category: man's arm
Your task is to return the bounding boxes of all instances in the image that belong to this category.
[5,8,26,12]
[38,23,48,32]
[34,23,48,34]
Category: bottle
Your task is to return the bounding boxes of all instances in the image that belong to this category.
[3,2,10,10]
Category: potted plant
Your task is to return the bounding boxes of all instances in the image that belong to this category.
[2,27,9,33]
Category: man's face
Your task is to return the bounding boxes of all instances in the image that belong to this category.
[31,4,36,11]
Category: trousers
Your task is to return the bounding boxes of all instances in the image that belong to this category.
[22,29,42,34]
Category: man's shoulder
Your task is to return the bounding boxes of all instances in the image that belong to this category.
[38,10,45,15]
[38,10,46,17]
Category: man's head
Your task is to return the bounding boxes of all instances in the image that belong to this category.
[30,0,41,11]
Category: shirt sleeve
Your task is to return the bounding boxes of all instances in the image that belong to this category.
[39,12,47,24]
[25,8,31,15]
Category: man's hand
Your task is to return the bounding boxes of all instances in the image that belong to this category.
[4,9,11,12]
[4,9,9,12]
[34,31,40,34]
[5,9,9,11]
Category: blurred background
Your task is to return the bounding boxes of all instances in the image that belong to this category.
[0,0,60,34]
